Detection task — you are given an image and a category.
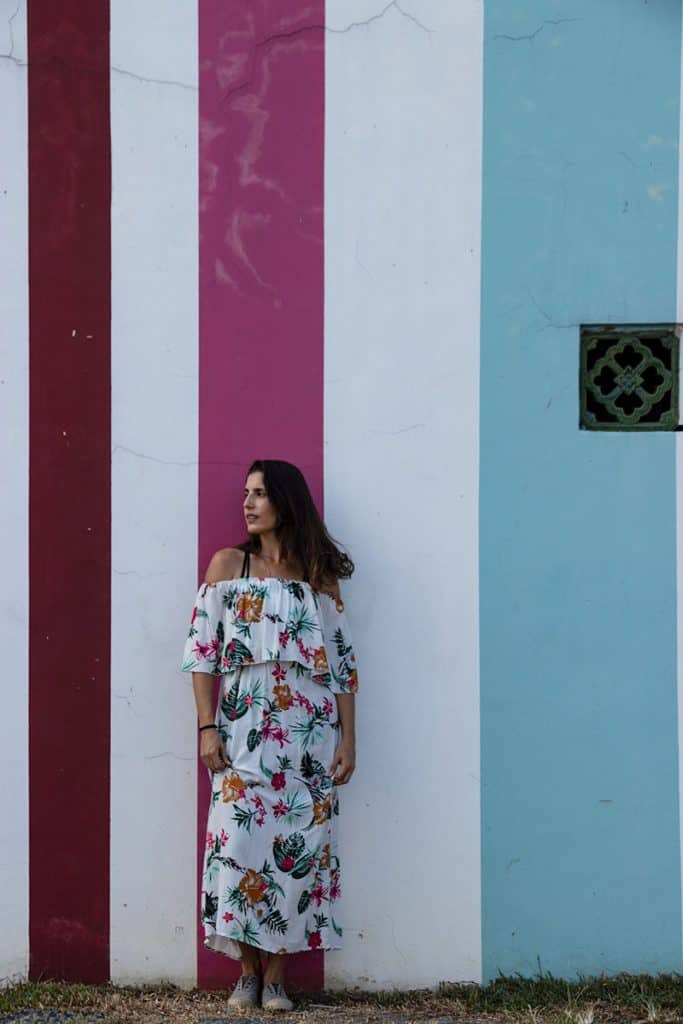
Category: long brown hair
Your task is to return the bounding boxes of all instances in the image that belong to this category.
[237,459,354,588]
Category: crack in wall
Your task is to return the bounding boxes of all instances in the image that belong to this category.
[330,0,431,36]
[112,445,245,469]
[494,17,580,43]
[221,1,431,106]
[145,752,195,761]
[113,569,170,578]
[1,2,430,84]
[6,0,20,59]
[112,444,198,467]
[110,64,196,92]
[0,52,197,87]
[527,288,579,332]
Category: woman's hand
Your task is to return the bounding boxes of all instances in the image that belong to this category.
[331,738,356,785]
[200,727,230,773]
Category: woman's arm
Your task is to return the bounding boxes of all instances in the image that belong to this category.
[190,552,241,771]
[192,672,230,772]
[193,671,217,727]
[323,575,357,785]
[332,692,356,785]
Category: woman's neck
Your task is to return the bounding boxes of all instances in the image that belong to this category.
[256,531,283,564]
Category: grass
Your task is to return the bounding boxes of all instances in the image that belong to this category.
[3,973,683,1023]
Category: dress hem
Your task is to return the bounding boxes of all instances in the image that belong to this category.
[204,932,342,960]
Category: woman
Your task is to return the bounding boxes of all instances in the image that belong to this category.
[181,459,358,1011]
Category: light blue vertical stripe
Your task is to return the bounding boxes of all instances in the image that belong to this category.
[480,0,682,980]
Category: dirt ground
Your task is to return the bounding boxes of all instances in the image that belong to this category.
[0,987,501,1024]
[4,976,683,1024]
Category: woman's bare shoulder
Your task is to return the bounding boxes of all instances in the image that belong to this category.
[204,547,244,585]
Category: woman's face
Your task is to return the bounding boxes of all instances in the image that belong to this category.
[243,471,278,535]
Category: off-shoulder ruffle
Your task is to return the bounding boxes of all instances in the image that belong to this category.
[180,577,358,694]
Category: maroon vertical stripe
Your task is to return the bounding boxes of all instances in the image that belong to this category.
[28,1,111,982]
[198,0,325,990]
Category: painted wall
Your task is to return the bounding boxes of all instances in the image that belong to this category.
[323,0,482,989]
[110,0,199,985]
[1,0,682,992]
[480,0,682,980]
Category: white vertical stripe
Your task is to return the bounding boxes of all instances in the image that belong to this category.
[0,0,28,985]
[324,0,483,988]
[110,1,198,985]
[676,11,683,964]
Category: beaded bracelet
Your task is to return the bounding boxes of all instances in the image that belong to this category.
[199,723,217,732]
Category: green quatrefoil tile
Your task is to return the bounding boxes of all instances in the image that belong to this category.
[580,324,680,431]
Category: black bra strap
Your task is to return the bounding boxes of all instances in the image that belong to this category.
[240,549,250,578]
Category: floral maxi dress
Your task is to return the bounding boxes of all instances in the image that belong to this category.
[181,575,359,958]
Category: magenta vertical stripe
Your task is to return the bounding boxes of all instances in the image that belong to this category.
[198,1,325,990]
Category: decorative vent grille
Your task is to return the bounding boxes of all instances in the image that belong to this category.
[580,325,679,431]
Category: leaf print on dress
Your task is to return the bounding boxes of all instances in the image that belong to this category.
[204,830,242,883]
[297,851,332,916]
[222,636,255,671]
[221,677,265,721]
[273,831,316,880]
[296,753,333,831]
[326,626,358,693]
[261,908,289,935]
[272,790,310,827]
[228,917,260,947]
[281,580,306,602]
[291,692,335,751]
[202,890,219,926]
[299,751,334,805]
[286,605,319,645]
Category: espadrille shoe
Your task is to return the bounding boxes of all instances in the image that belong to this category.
[227,973,262,1009]
[261,981,293,1011]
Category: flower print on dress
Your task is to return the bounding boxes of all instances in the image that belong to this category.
[232,791,268,833]
[236,592,264,624]
[312,796,332,825]
[272,682,294,710]
[262,722,290,749]
[239,868,268,907]
[222,771,246,804]
[312,647,328,671]
[309,880,329,907]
